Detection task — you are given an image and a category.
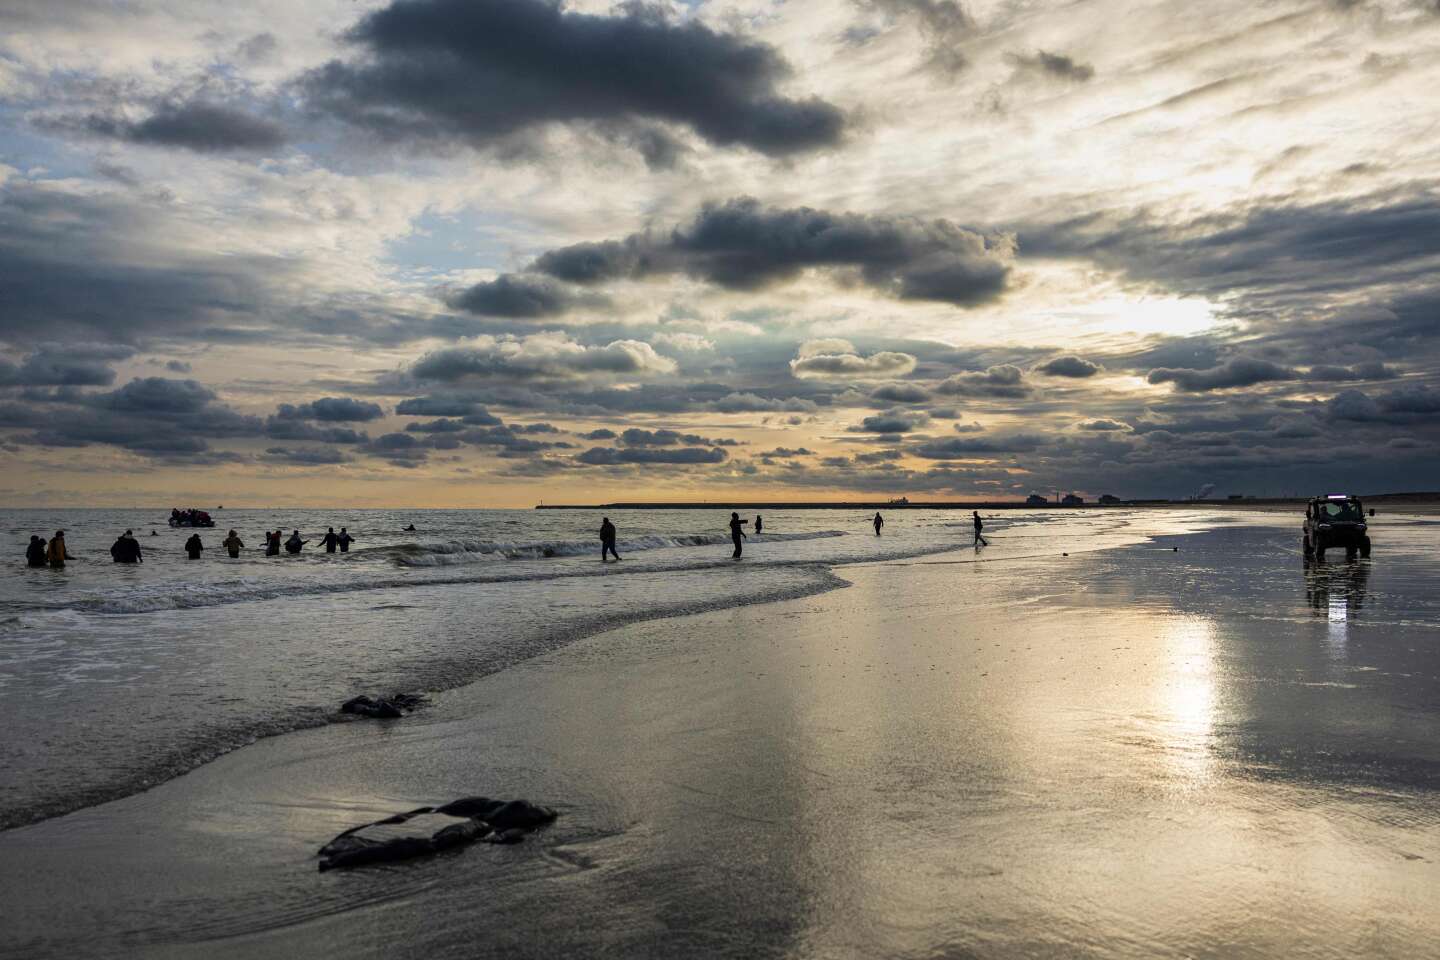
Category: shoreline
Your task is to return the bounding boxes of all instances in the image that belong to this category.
[3,511,1436,957]
[1,514,1150,834]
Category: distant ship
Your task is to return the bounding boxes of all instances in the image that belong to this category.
[887,496,910,505]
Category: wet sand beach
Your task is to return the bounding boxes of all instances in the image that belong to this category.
[2,512,1438,958]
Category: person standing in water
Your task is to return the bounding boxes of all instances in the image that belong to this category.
[46,530,70,568]
[26,535,47,568]
[320,527,339,554]
[873,512,884,536]
[265,530,281,556]
[111,530,142,563]
[337,528,354,553]
[599,517,621,561]
[730,512,748,559]
[755,515,763,536]
[222,530,245,559]
[285,530,308,554]
[184,533,204,560]
[972,511,988,547]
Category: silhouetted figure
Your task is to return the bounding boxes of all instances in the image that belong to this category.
[150,530,158,537]
[755,515,763,536]
[730,512,748,559]
[184,533,204,560]
[285,530,308,554]
[600,517,621,561]
[321,527,339,553]
[265,530,281,557]
[111,529,143,564]
[972,511,988,546]
[404,524,416,532]
[26,536,47,568]
[338,528,354,553]
[47,530,70,569]
[873,512,884,536]
[222,530,245,559]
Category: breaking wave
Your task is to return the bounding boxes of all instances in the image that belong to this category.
[381,530,845,566]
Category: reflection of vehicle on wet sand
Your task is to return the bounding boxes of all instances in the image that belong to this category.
[1302,494,1371,561]
[1304,554,1370,618]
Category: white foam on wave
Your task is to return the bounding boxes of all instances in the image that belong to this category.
[387,530,845,566]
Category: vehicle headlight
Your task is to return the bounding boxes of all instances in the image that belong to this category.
[1318,523,1332,530]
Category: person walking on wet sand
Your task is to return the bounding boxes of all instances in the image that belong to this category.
[972,510,988,547]
[26,535,47,568]
[222,530,244,559]
[337,528,354,553]
[320,527,339,554]
[873,512,884,536]
[46,530,70,568]
[599,516,621,561]
[755,514,763,536]
[730,512,748,558]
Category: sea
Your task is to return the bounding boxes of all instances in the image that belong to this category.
[0,505,1120,831]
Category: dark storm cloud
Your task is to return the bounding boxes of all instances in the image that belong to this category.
[1077,418,1130,431]
[582,428,618,440]
[619,428,739,447]
[1147,357,1298,392]
[1007,50,1095,82]
[0,345,133,387]
[0,377,264,460]
[1036,355,1101,378]
[302,0,845,158]
[577,445,728,465]
[852,409,930,433]
[275,397,386,422]
[265,446,355,465]
[263,418,370,444]
[1302,361,1398,382]
[531,198,1014,307]
[447,275,606,318]
[707,392,820,414]
[457,425,567,453]
[394,396,480,417]
[935,364,1031,398]
[0,181,299,344]
[870,383,932,403]
[404,418,469,433]
[912,434,1046,459]
[76,101,287,153]
[1326,385,1440,423]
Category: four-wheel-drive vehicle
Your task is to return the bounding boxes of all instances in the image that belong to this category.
[1303,495,1371,560]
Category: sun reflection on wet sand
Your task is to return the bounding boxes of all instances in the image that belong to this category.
[1157,618,1218,787]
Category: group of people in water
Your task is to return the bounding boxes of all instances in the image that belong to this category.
[169,508,214,527]
[22,525,360,567]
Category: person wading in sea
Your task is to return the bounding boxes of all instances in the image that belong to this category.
[730,512,748,559]
[111,530,143,563]
[755,515,763,536]
[873,512,884,536]
[184,533,204,560]
[46,530,70,569]
[222,530,245,559]
[599,517,621,562]
[26,535,47,568]
[337,528,354,553]
[320,527,339,554]
[265,530,282,557]
[285,530,309,555]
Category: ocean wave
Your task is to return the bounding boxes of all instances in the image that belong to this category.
[380,530,845,566]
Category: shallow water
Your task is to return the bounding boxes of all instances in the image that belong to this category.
[0,509,1435,959]
[0,506,1132,829]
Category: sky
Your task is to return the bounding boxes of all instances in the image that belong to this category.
[1,0,1438,507]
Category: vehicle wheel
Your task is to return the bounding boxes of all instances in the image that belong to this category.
[1315,545,1326,561]
[1361,537,1371,559]
[1303,537,1312,556]
[1346,547,1357,561]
